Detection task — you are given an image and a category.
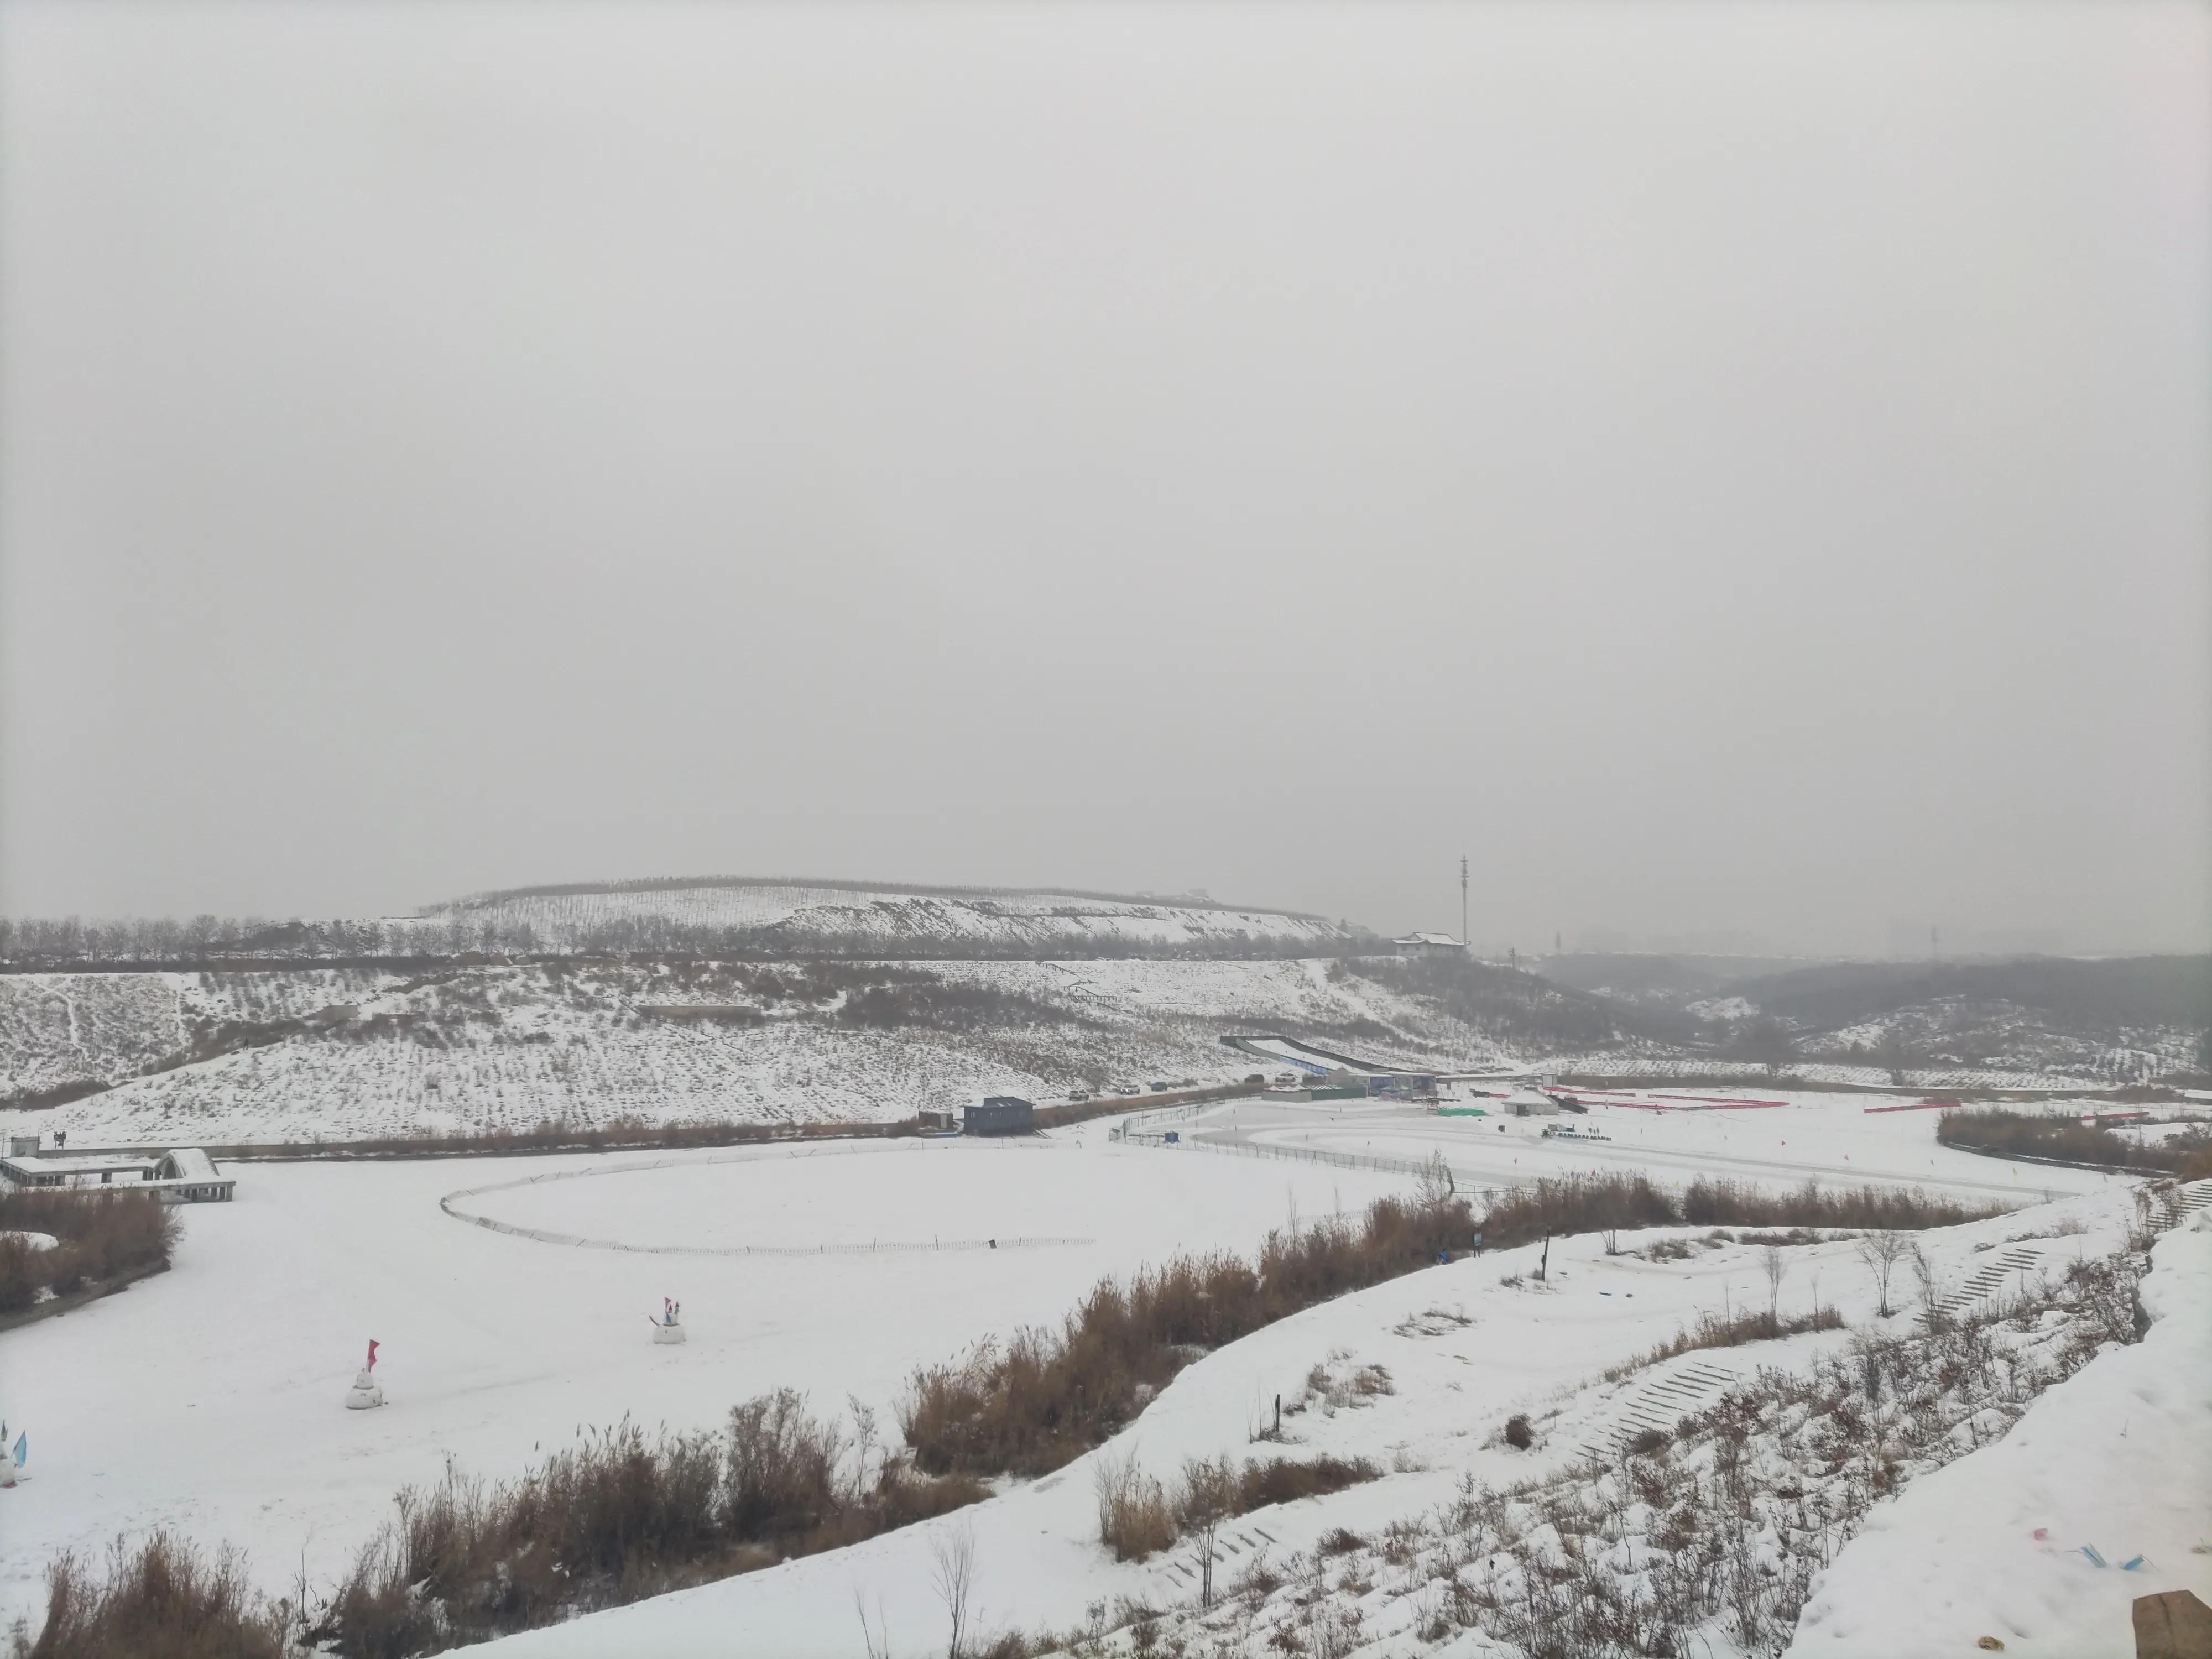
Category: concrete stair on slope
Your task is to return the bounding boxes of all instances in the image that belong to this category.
[1153,1522,1277,1593]
[2164,1178,2212,1224]
[1575,1358,1743,1462]
[1933,1243,2044,1322]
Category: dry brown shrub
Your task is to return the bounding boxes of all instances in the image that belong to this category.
[1093,1449,1177,1562]
[902,1190,1478,1479]
[21,1532,288,1659]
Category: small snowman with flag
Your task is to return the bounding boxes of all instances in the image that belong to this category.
[651,1297,686,1345]
[345,1339,386,1410]
[0,1423,22,1486]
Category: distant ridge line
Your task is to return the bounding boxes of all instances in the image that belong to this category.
[428,875,1340,924]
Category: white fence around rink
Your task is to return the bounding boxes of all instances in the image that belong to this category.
[1124,1128,1513,1203]
[438,1144,1094,1256]
[1105,1101,1210,1141]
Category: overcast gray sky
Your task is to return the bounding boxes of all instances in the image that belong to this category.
[2,2,2205,956]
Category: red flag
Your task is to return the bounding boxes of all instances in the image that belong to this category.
[367,1339,380,1371]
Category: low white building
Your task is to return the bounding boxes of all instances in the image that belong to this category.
[0,1145,235,1203]
[1500,1088,1563,1117]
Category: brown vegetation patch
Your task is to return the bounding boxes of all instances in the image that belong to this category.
[311,1396,984,1657]
[1093,1451,1381,1566]
[902,1187,1475,1479]
[1939,1107,2212,1178]
[13,1532,289,1659]
[0,1190,175,1317]
[1479,1172,1999,1254]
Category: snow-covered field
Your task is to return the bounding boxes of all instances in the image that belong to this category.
[1188,1089,2124,1207]
[0,1125,1406,1633]
[451,1164,2206,1659]
[6,1093,2200,1655]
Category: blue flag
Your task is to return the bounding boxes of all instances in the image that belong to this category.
[11,1432,23,1467]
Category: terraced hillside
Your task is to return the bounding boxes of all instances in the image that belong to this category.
[0,958,1530,1144]
[5,942,2196,1148]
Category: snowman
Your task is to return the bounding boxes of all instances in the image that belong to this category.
[345,1339,387,1409]
[652,1297,687,1345]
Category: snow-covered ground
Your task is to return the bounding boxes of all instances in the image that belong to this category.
[6,1093,2193,1653]
[1799,1214,2212,1658]
[0,1124,1406,1632]
[452,1166,2201,1658]
[1189,1089,2121,1207]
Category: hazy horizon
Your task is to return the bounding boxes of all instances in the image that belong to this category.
[3,2,2207,958]
[11,868,2200,967]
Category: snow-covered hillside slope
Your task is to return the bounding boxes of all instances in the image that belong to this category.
[1541,952,2210,1087]
[0,959,1515,1145]
[0,968,392,1100]
[1796,1212,2211,1658]
[2,951,2150,1148]
[429,878,1358,952]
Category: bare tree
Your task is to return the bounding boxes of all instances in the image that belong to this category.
[1761,1245,1787,1333]
[1855,1231,1912,1318]
[1417,1149,1456,1210]
[1908,1240,1947,1330]
[847,1395,879,1500]
[1175,1455,1240,1610]
[1878,1029,1912,1089]
[930,1523,976,1659]
[1743,1015,1796,1078]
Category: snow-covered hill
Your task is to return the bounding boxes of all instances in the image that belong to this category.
[428,877,1359,953]
[3,949,2161,1147]
[1537,952,2210,1086]
[0,958,1509,1145]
